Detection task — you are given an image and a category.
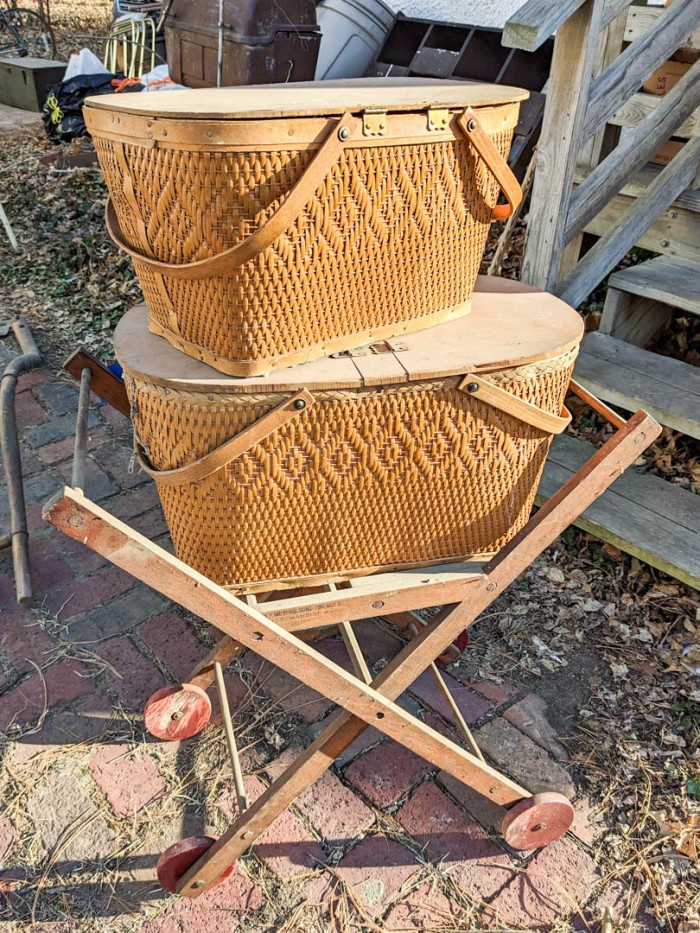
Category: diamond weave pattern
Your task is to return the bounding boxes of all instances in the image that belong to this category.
[125,348,577,591]
[95,129,513,369]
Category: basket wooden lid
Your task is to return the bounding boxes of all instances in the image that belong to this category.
[85,77,528,120]
[115,277,583,393]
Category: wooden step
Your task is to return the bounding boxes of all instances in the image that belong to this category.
[606,255,700,315]
[574,332,700,439]
[538,434,700,590]
[574,165,700,262]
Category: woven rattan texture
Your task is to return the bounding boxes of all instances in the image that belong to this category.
[125,347,577,589]
[95,129,512,368]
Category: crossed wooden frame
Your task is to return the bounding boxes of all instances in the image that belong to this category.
[45,351,660,896]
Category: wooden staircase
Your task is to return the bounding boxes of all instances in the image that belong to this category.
[503,0,700,589]
[577,255,700,440]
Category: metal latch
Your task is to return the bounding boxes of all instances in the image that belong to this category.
[362,109,388,137]
[427,108,450,132]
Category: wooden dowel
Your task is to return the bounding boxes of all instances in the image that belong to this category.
[214,661,248,814]
[339,621,372,685]
[408,620,485,762]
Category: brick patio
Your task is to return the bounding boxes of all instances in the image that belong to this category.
[0,362,652,931]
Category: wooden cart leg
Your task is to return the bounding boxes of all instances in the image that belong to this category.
[45,410,660,895]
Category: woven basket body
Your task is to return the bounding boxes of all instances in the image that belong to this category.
[116,285,582,593]
[86,80,526,376]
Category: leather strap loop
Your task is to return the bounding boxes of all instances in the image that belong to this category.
[457,108,522,221]
[459,374,571,435]
[106,112,361,280]
[135,389,315,485]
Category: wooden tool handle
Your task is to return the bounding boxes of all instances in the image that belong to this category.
[105,112,361,280]
[458,108,523,221]
[134,389,315,485]
[459,374,571,434]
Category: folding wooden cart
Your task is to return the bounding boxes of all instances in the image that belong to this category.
[46,282,661,898]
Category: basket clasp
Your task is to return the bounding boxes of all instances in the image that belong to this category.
[362,110,388,137]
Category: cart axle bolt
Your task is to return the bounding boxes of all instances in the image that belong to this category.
[531,823,547,832]
[191,881,205,889]
[338,126,350,141]
[171,711,183,721]
[293,399,306,410]
[67,515,83,527]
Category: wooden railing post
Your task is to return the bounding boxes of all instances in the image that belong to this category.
[520,0,605,291]
[557,5,628,279]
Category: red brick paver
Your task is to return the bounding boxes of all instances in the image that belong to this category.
[90,744,169,818]
[489,836,600,929]
[344,740,432,809]
[396,782,516,901]
[313,835,421,918]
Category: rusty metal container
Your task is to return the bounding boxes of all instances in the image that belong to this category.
[164,0,320,87]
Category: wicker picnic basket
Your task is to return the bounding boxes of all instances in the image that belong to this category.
[114,279,584,593]
[86,79,527,377]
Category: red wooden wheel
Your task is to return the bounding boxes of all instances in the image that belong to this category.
[501,793,574,850]
[157,835,234,894]
[144,683,212,740]
[435,629,469,668]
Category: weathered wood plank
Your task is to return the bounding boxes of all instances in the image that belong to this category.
[574,163,700,212]
[575,331,700,437]
[602,0,632,30]
[557,136,700,306]
[609,92,700,139]
[561,6,628,278]
[567,59,700,240]
[584,192,700,261]
[537,434,700,590]
[607,255,700,315]
[625,4,700,48]
[520,0,604,290]
[502,0,589,52]
[598,290,672,346]
[584,0,700,139]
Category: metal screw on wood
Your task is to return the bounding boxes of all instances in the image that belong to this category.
[337,126,350,141]
[466,382,479,393]
[467,119,477,132]
[293,399,306,410]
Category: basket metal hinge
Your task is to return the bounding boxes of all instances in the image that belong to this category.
[362,109,388,137]
[427,108,450,132]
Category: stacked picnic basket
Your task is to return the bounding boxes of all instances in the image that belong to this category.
[46,77,661,898]
[84,77,585,593]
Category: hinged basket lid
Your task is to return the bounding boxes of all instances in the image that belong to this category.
[85,77,528,120]
[115,277,583,393]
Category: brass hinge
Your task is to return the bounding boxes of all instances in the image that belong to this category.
[427,108,450,132]
[362,109,388,137]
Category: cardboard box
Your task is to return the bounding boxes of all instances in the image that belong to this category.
[650,139,685,167]
[643,59,691,95]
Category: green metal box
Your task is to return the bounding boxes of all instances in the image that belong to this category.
[0,57,66,111]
